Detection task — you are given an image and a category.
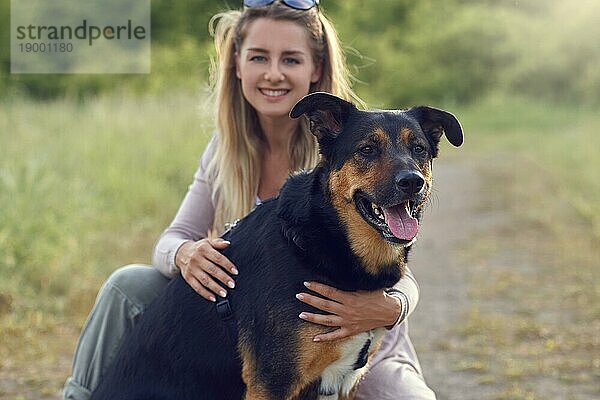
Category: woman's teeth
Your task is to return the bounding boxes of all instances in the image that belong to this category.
[261,89,288,97]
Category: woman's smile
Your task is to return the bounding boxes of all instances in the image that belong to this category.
[259,88,291,99]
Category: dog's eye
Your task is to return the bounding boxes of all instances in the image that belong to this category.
[359,145,374,155]
[413,145,426,155]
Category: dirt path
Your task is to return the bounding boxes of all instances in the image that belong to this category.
[408,159,505,399]
[408,155,600,400]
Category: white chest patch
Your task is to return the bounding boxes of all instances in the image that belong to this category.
[318,328,385,400]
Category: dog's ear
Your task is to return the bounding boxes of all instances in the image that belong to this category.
[290,92,356,141]
[408,106,463,147]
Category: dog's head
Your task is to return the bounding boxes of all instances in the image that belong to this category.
[291,92,463,271]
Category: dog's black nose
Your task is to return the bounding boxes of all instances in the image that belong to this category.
[396,171,425,194]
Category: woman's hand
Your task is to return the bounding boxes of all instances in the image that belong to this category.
[175,238,238,302]
[296,281,402,342]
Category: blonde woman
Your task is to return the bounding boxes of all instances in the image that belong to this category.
[64,1,436,399]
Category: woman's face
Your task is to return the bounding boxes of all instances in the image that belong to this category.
[235,18,322,122]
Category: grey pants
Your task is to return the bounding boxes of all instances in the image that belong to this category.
[63,265,436,399]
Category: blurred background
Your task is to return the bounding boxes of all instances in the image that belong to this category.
[1,0,598,399]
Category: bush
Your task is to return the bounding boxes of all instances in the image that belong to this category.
[1,0,598,106]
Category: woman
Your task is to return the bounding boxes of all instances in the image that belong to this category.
[64,1,436,399]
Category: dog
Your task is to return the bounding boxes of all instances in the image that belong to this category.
[90,92,463,400]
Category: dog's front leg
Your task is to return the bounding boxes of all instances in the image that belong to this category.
[240,325,337,400]
[240,343,291,400]
[242,357,311,400]
[240,346,271,400]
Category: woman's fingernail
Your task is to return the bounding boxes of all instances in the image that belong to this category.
[231,268,239,275]
[313,337,321,342]
[299,312,307,319]
[219,290,227,297]
[223,240,231,245]
[296,294,304,300]
[304,282,311,288]
[228,281,235,289]
[210,296,216,302]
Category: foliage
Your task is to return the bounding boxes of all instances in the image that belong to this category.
[0,0,220,98]
[1,0,599,105]
[498,0,600,105]
[339,1,518,106]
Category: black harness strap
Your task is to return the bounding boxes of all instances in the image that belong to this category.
[215,298,238,345]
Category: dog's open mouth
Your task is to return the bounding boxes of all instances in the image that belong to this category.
[355,193,419,244]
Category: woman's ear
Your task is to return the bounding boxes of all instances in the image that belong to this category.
[234,52,241,80]
[311,61,323,84]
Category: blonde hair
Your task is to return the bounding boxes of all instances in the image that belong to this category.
[207,2,363,232]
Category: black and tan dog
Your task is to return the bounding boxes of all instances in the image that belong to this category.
[91,92,463,400]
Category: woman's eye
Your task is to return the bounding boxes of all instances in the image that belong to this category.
[359,145,374,155]
[249,55,266,62]
[283,58,300,65]
[413,144,426,154]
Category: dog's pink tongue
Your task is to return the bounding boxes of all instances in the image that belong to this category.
[383,204,419,241]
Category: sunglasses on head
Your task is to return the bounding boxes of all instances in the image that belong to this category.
[243,0,319,11]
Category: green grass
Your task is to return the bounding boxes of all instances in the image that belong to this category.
[1,92,598,398]
[1,90,213,303]
[459,95,600,239]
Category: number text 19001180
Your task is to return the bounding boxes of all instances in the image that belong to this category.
[18,42,74,53]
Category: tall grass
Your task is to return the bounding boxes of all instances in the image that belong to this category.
[1,92,213,329]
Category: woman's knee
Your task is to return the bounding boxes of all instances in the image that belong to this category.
[62,266,170,399]
[101,264,170,311]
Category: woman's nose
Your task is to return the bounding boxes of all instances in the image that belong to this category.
[263,63,285,82]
